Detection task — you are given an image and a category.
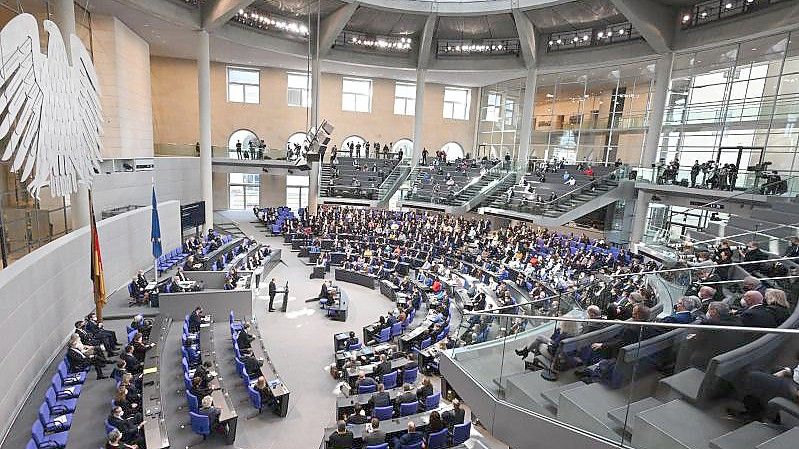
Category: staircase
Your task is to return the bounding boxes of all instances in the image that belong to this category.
[540,179,618,218]
[376,160,411,206]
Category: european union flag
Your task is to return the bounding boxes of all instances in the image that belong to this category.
[151,186,162,259]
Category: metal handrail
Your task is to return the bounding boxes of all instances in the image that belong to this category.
[377,159,412,202]
[528,166,625,211]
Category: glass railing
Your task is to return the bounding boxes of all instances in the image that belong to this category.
[633,166,799,196]
[0,190,71,268]
[533,112,649,132]
[403,161,505,206]
[486,166,626,216]
[444,264,799,449]
[154,143,291,160]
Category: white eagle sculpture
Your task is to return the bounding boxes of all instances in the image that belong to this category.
[0,13,103,199]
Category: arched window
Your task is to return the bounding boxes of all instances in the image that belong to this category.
[287,132,309,150]
[341,135,366,154]
[392,139,413,158]
[440,142,464,161]
[228,129,259,158]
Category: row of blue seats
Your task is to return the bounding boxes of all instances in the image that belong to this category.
[356,367,419,395]
[27,357,89,448]
[180,314,215,440]
[228,312,271,413]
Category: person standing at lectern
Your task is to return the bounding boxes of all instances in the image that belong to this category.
[268,278,277,312]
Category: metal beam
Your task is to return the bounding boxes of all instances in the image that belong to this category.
[417,14,438,69]
[610,0,676,54]
[202,0,255,31]
[318,2,360,58]
[511,8,537,69]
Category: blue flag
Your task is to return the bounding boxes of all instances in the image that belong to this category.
[151,186,162,259]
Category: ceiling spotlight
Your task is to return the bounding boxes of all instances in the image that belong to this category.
[238,8,244,14]
[682,14,691,22]
[618,29,625,35]
[407,38,412,44]
[556,38,562,44]
[497,44,503,50]
[582,35,589,41]
[700,11,708,17]
[597,32,604,38]
[548,40,554,45]
[725,2,733,9]
[572,36,579,42]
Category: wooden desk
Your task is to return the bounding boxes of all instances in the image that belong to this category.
[198,320,238,444]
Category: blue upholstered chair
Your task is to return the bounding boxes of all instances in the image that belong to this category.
[375,327,391,344]
[44,387,76,415]
[358,384,377,394]
[366,444,389,449]
[57,361,85,386]
[451,421,471,445]
[402,367,418,385]
[419,337,432,350]
[189,411,211,439]
[427,428,448,449]
[390,322,403,339]
[373,406,393,421]
[31,420,68,449]
[400,442,422,449]
[186,391,199,413]
[399,401,418,417]
[425,392,440,410]
[38,403,71,433]
[381,371,398,390]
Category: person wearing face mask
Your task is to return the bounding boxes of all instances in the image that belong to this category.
[701,301,739,326]
[107,406,144,447]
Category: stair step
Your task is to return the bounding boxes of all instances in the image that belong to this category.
[710,422,784,449]
[540,381,585,409]
[633,399,737,449]
[607,397,663,432]
[757,427,799,449]
[557,383,631,440]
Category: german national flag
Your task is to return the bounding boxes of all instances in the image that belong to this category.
[89,190,107,320]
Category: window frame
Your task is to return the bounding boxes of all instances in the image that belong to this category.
[342,77,373,113]
[227,66,260,104]
[287,72,311,108]
[443,86,471,120]
[394,81,416,116]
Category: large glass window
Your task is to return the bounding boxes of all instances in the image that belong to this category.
[342,77,372,112]
[286,175,310,210]
[394,82,416,116]
[228,129,259,158]
[443,87,471,120]
[659,32,799,177]
[287,72,311,107]
[229,173,260,210]
[476,79,525,161]
[227,67,260,104]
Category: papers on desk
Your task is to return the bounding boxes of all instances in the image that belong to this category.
[200,323,211,328]
[53,415,67,424]
[143,367,158,375]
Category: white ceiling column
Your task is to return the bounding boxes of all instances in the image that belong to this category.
[610,0,676,54]
[202,0,256,31]
[317,2,360,58]
[512,9,539,168]
[412,14,437,164]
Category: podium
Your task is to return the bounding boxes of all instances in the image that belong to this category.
[275,287,289,312]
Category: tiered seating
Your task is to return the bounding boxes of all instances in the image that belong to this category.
[254,206,295,234]
[405,159,498,205]
[25,356,89,448]
[321,157,400,199]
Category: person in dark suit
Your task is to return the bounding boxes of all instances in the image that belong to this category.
[130,315,152,340]
[107,406,144,447]
[268,278,277,312]
[328,420,354,449]
[236,324,255,350]
[442,398,465,427]
[394,383,417,413]
[121,345,142,375]
[739,291,779,328]
[415,376,434,403]
[188,307,204,333]
[368,383,391,408]
[374,355,392,379]
[392,421,424,449]
[199,395,225,433]
[345,331,359,349]
[85,312,120,349]
[355,371,377,390]
[589,305,660,360]
[363,418,387,447]
[131,333,154,363]
[319,280,331,300]
[729,367,799,420]
[346,403,369,424]
[105,428,137,449]
[67,341,107,379]
[660,297,697,324]
[240,351,263,378]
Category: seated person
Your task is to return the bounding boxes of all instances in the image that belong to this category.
[514,319,580,361]
[764,288,791,324]
[328,420,354,449]
[199,395,225,433]
[729,364,799,421]
[130,315,152,339]
[67,337,107,379]
[253,376,276,410]
[191,375,214,399]
[394,383,417,412]
[188,307,205,333]
[223,277,235,290]
[660,296,699,324]
[368,383,391,408]
[236,324,255,350]
[416,376,434,404]
[392,421,424,449]
[240,350,264,378]
[131,333,154,363]
[355,371,377,390]
[427,410,446,434]
[346,403,369,424]
[363,418,387,447]
[700,301,740,326]
[345,331,359,349]
[442,398,465,427]
[113,386,140,418]
[738,291,779,328]
[107,406,144,447]
[582,305,659,368]
[105,428,138,449]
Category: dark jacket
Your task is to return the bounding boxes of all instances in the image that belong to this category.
[741,304,779,328]
[328,430,354,449]
[369,391,391,408]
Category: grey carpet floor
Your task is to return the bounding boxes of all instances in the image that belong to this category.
[2,209,509,449]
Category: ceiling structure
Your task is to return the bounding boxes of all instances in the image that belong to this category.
[85,0,799,87]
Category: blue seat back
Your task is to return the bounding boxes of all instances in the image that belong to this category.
[402,442,423,449]
[373,406,393,421]
[105,419,117,434]
[189,411,211,436]
[399,401,418,416]
[247,386,262,411]
[403,367,418,384]
[186,391,199,413]
[347,342,362,351]
[425,392,440,410]
[427,428,448,449]
[366,444,389,449]
[358,384,377,394]
[390,322,403,338]
[377,327,391,343]
[452,421,471,445]
[420,337,432,349]
[382,371,398,390]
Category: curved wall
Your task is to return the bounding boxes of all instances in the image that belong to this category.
[0,201,182,442]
